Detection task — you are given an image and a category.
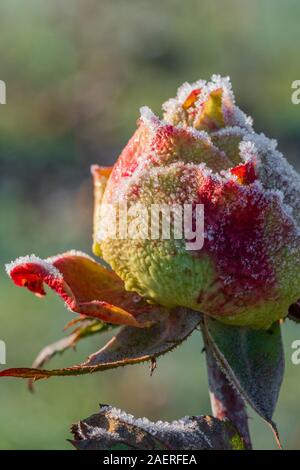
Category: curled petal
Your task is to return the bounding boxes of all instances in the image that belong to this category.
[6,251,164,327]
[182,88,202,110]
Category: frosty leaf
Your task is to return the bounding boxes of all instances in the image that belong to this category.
[28,319,113,391]
[0,308,200,380]
[288,301,300,323]
[71,404,245,450]
[201,317,284,447]
[6,251,165,327]
[81,308,200,368]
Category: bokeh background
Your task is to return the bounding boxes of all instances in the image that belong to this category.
[0,0,300,450]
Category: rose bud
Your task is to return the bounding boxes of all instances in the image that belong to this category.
[92,75,300,329]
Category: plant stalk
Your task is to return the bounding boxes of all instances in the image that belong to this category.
[202,330,252,449]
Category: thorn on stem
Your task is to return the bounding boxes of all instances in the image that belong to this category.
[149,357,157,376]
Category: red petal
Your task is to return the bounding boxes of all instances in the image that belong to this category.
[182,88,202,110]
[230,161,257,185]
[6,251,161,327]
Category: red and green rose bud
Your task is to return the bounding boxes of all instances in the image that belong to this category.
[93,75,300,329]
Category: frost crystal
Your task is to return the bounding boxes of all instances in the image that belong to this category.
[100,405,213,449]
[5,254,62,279]
[47,250,95,264]
[139,106,160,127]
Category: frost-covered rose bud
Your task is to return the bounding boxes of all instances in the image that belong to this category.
[93,76,300,329]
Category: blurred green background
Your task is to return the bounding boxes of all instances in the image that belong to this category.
[0,0,300,450]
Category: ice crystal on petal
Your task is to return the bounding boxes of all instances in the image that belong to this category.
[5,254,62,279]
[162,75,253,131]
[139,106,160,128]
[239,140,258,163]
[47,250,95,264]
